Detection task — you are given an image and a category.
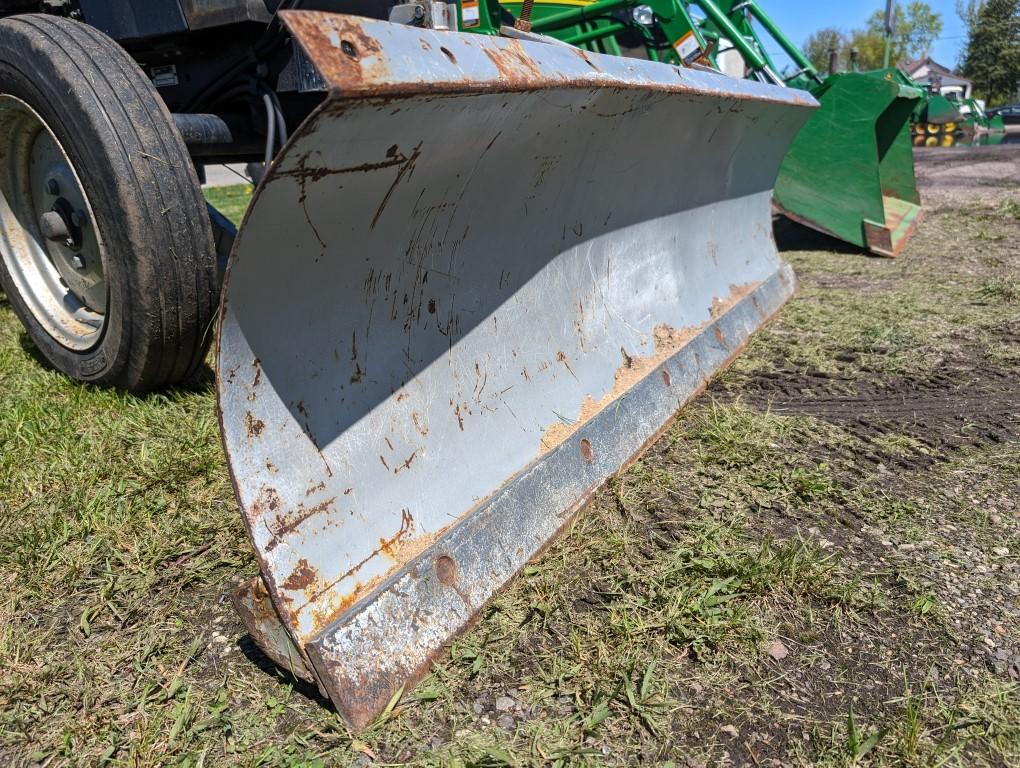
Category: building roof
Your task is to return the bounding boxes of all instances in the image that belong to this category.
[900,55,972,85]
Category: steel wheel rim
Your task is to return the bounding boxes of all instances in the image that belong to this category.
[0,95,107,350]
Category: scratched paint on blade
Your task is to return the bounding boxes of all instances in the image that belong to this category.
[300,268,798,730]
[283,508,454,638]
[217,12,815,730]
[539,283,759,455]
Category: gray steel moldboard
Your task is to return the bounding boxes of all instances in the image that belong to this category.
[217,11,814,729]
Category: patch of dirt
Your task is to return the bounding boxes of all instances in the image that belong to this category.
[913,143,1020,206]
[688,602,956,763]
[733,358,1019,471]
[605,454,970,764]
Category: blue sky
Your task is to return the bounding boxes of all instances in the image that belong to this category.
[759,0,968,69]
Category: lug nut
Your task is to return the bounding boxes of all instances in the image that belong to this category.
[70,254,85,270]
[39,210,70,242]
[46,178,60,195]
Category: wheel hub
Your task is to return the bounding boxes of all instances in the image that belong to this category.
[0,95,107,350]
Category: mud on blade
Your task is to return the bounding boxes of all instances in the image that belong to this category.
[218,11,814,729]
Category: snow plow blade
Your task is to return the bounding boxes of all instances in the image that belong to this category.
[773,70,923,257]
[218,11,814,729]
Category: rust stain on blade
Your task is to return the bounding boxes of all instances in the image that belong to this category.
[276,150,411,186]
[266,497,338,550]
[538,282,760,456]
[245,411,265,439]
[233,577,316,683]
[285,506,453,638]
[275,11,819,110]
[299,523,449,636]
[282,558,319,590]
[282,11,388,88]
[481,39,546,83]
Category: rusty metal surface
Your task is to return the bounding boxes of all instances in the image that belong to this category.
[279,10,816,106]
[232,576,316,684]
[217,12,814,728]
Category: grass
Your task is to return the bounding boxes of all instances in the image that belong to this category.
[809,677,1020,767]
[208,183,254,225]
[0,183,1018,766]
[977,278,1020,304]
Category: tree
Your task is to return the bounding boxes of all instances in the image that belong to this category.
[960,0,1020,104]
[857,1,943,69]
[957,0,984,30]
[888,1,943,60]
[804,27,849,74]
[803,2,943,73]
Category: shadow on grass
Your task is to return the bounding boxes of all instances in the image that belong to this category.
[772,214,868,256]
[15,329,217,397]
[16,328,55,371]
[236,634,334,710]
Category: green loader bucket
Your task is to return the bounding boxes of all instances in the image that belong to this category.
[773,70,923,257]
[922,92,964,127]
[961,98,1007,135]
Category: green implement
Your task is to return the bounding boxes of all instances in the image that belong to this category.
[772,68,923,257]
[695,1,923,257]
[919,91,964,131]
[960,97,1007,134]
[500,0,924,256]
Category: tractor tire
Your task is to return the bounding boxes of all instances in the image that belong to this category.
[0,14,218,392]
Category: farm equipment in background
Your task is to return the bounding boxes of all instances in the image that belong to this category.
[912,88,964,140]
[918,131,1008,148]
[987,111,1007,133]
[678,0,925,257]
[911,91,1006,145]
[959,97,1007,134]
[0,0,815,728]
[500,0,924,256]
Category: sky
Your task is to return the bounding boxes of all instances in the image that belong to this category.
[756,0,969,70]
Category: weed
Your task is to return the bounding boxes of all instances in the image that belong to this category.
[845,705,888,763]
[976,278,1020,304]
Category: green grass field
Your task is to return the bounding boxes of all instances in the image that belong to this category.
[0,181,1018,767]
